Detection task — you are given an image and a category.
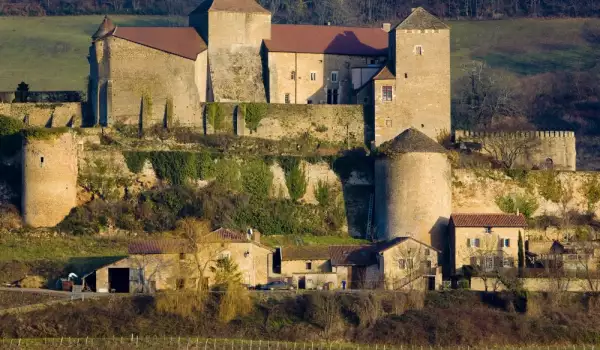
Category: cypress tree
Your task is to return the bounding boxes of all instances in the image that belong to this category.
[518,230,525,270]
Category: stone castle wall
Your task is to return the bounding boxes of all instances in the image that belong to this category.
[101,37,205,127]
[455,130,577,171]
[22,132,79,227]
[0,102,82,127]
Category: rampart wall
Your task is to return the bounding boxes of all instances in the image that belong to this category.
[0,102,82,127]
[455,130,577,171]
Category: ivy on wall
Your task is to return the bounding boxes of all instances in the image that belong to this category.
[123,151,148,174]
[150,151,196,185]
[206,103,225,132]
[241,159,273,200]
[240,103,267,133]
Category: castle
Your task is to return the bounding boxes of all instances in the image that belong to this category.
[6,0,583,289]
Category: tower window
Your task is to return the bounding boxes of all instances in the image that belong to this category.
[291,71,296,80]
[415,45,423,55]
[385,119,392,127]
[405,73,408,79]
[382,86,393,102]
[306,261,312,270]
[40,156,44,167]
[284,93,290,104]
[310,72,317,81]
[330,71,339,83]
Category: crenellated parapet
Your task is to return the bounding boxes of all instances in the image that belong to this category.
[454,129,577,171]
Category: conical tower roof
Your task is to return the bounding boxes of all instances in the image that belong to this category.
[92,15,116,40]
[394,7,448,31]
[377,128,446,158]
[190,0,270,15]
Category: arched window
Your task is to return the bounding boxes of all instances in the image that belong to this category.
[545,157,554,169]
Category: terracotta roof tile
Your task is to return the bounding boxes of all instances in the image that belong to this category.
[451,213,528,227]
[110,27,207,60]
[265,24,388,56]
[394,7,449,31]
[128,239,193,254]
[378,128,446,157]
[329,245,377,266]
[190,0,270,14]
[282,246,331,261]
[372,65,395,80]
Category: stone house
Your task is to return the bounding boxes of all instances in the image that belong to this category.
[87,228,272,293]
[449,213,527,277]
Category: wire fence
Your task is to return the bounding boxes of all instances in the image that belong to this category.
[0,337,597,350]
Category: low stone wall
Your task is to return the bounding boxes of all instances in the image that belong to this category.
[0,102,82,127]
[471,276,600,292]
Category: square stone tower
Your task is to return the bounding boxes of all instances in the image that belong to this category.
[374,8,450,145]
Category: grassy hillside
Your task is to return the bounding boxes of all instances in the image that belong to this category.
[0,16,599,91]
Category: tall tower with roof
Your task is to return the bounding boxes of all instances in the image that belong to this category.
[374,7,450,146]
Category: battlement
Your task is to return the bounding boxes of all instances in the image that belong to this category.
[455,130,575,139]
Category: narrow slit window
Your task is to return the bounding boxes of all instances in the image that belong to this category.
[310,72,317,81]
[40,156,44,167]
[415,45,423,55]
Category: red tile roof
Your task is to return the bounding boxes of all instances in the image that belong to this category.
[265,24,388,56]
[210,227,248,241]
[451,213,528,228]
[282,246,331,261]
[128,239,193,254]
[329,245,377,266]
[110,27,207,60]
[190,0,270,14]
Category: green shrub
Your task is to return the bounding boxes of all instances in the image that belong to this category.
[123,151,148,174]
[206,103,225,132]
[213,159,241,192]
[165,96,174,129]
[142,93,153,126]
[195,150,215,180]
[240,103,267,133]
[22,127,69,140]
[241,159,273,200]
[495,193,539,218]
[150,151,196,185]
[582,175,600,213]
[532,170,563,203]
[279,157,307,201]
[0,115,24,137]
[314,180,333,207]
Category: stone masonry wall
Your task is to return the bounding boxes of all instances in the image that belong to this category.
[107,37,205,127]
[0,103,82,127]
[455,130,577,171]
[268,52,386,104]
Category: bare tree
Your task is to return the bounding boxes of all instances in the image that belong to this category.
[462,233,509,291]
[480,133,542,169]
[388,244,431,291]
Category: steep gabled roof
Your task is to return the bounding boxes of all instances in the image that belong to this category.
[129,239,193,254]
[394,7,449,31]
[378,128,446,157]
[375,236,440,253]
[265,24,388,56]
[450,213,528,228]
[372,65,395,80]
[190,0,270,14]
[110,27,207,60]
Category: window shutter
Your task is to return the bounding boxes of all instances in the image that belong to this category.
[466,239,471,248]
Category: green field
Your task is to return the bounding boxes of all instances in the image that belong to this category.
[0,16,599,91]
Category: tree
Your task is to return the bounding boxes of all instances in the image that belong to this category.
[480,133,541,169]
[389,244,431,291]
[518,230,525,271]
[462,232,510,292]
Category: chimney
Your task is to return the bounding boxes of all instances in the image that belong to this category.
[382,23,391,32]
[326,21,331,26]
[516,208,520,216]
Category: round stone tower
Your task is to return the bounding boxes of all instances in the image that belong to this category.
[22,131,78,227]
[374,128,451,251]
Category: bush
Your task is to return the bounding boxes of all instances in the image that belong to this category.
[0,115,24,137]
[240,103,267,133]
[213,159,241,192]
[150,151,196,185]
[582,174,600,213]
[314,180,333,207]
[195,150,215,180]
[241,159,273,200]
[122,151,148,174]
[279,157,307,202]
[495,193,539,218]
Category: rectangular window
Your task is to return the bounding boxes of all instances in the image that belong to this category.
[415,45,423,55]
[484,257,494,270]
[424,248,430,256]
[382,86,393,102]
[475,238,481,248]
[503,257,514,268]
[398,259,406,269]
[407,259,414,269]
[502,239,510,248]
[331,71,339,83]
[307,100,313,104]
[291,71,296,80]
[179,253,185,261]
[424,260,432,268]
[468,238,480,248]
[485,227,493,234]
[310,72,317,81]
[385,119,392,127]
[284,93,290,104]
[306,261,312,270]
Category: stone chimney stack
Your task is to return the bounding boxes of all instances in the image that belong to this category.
[382,23,391,32]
